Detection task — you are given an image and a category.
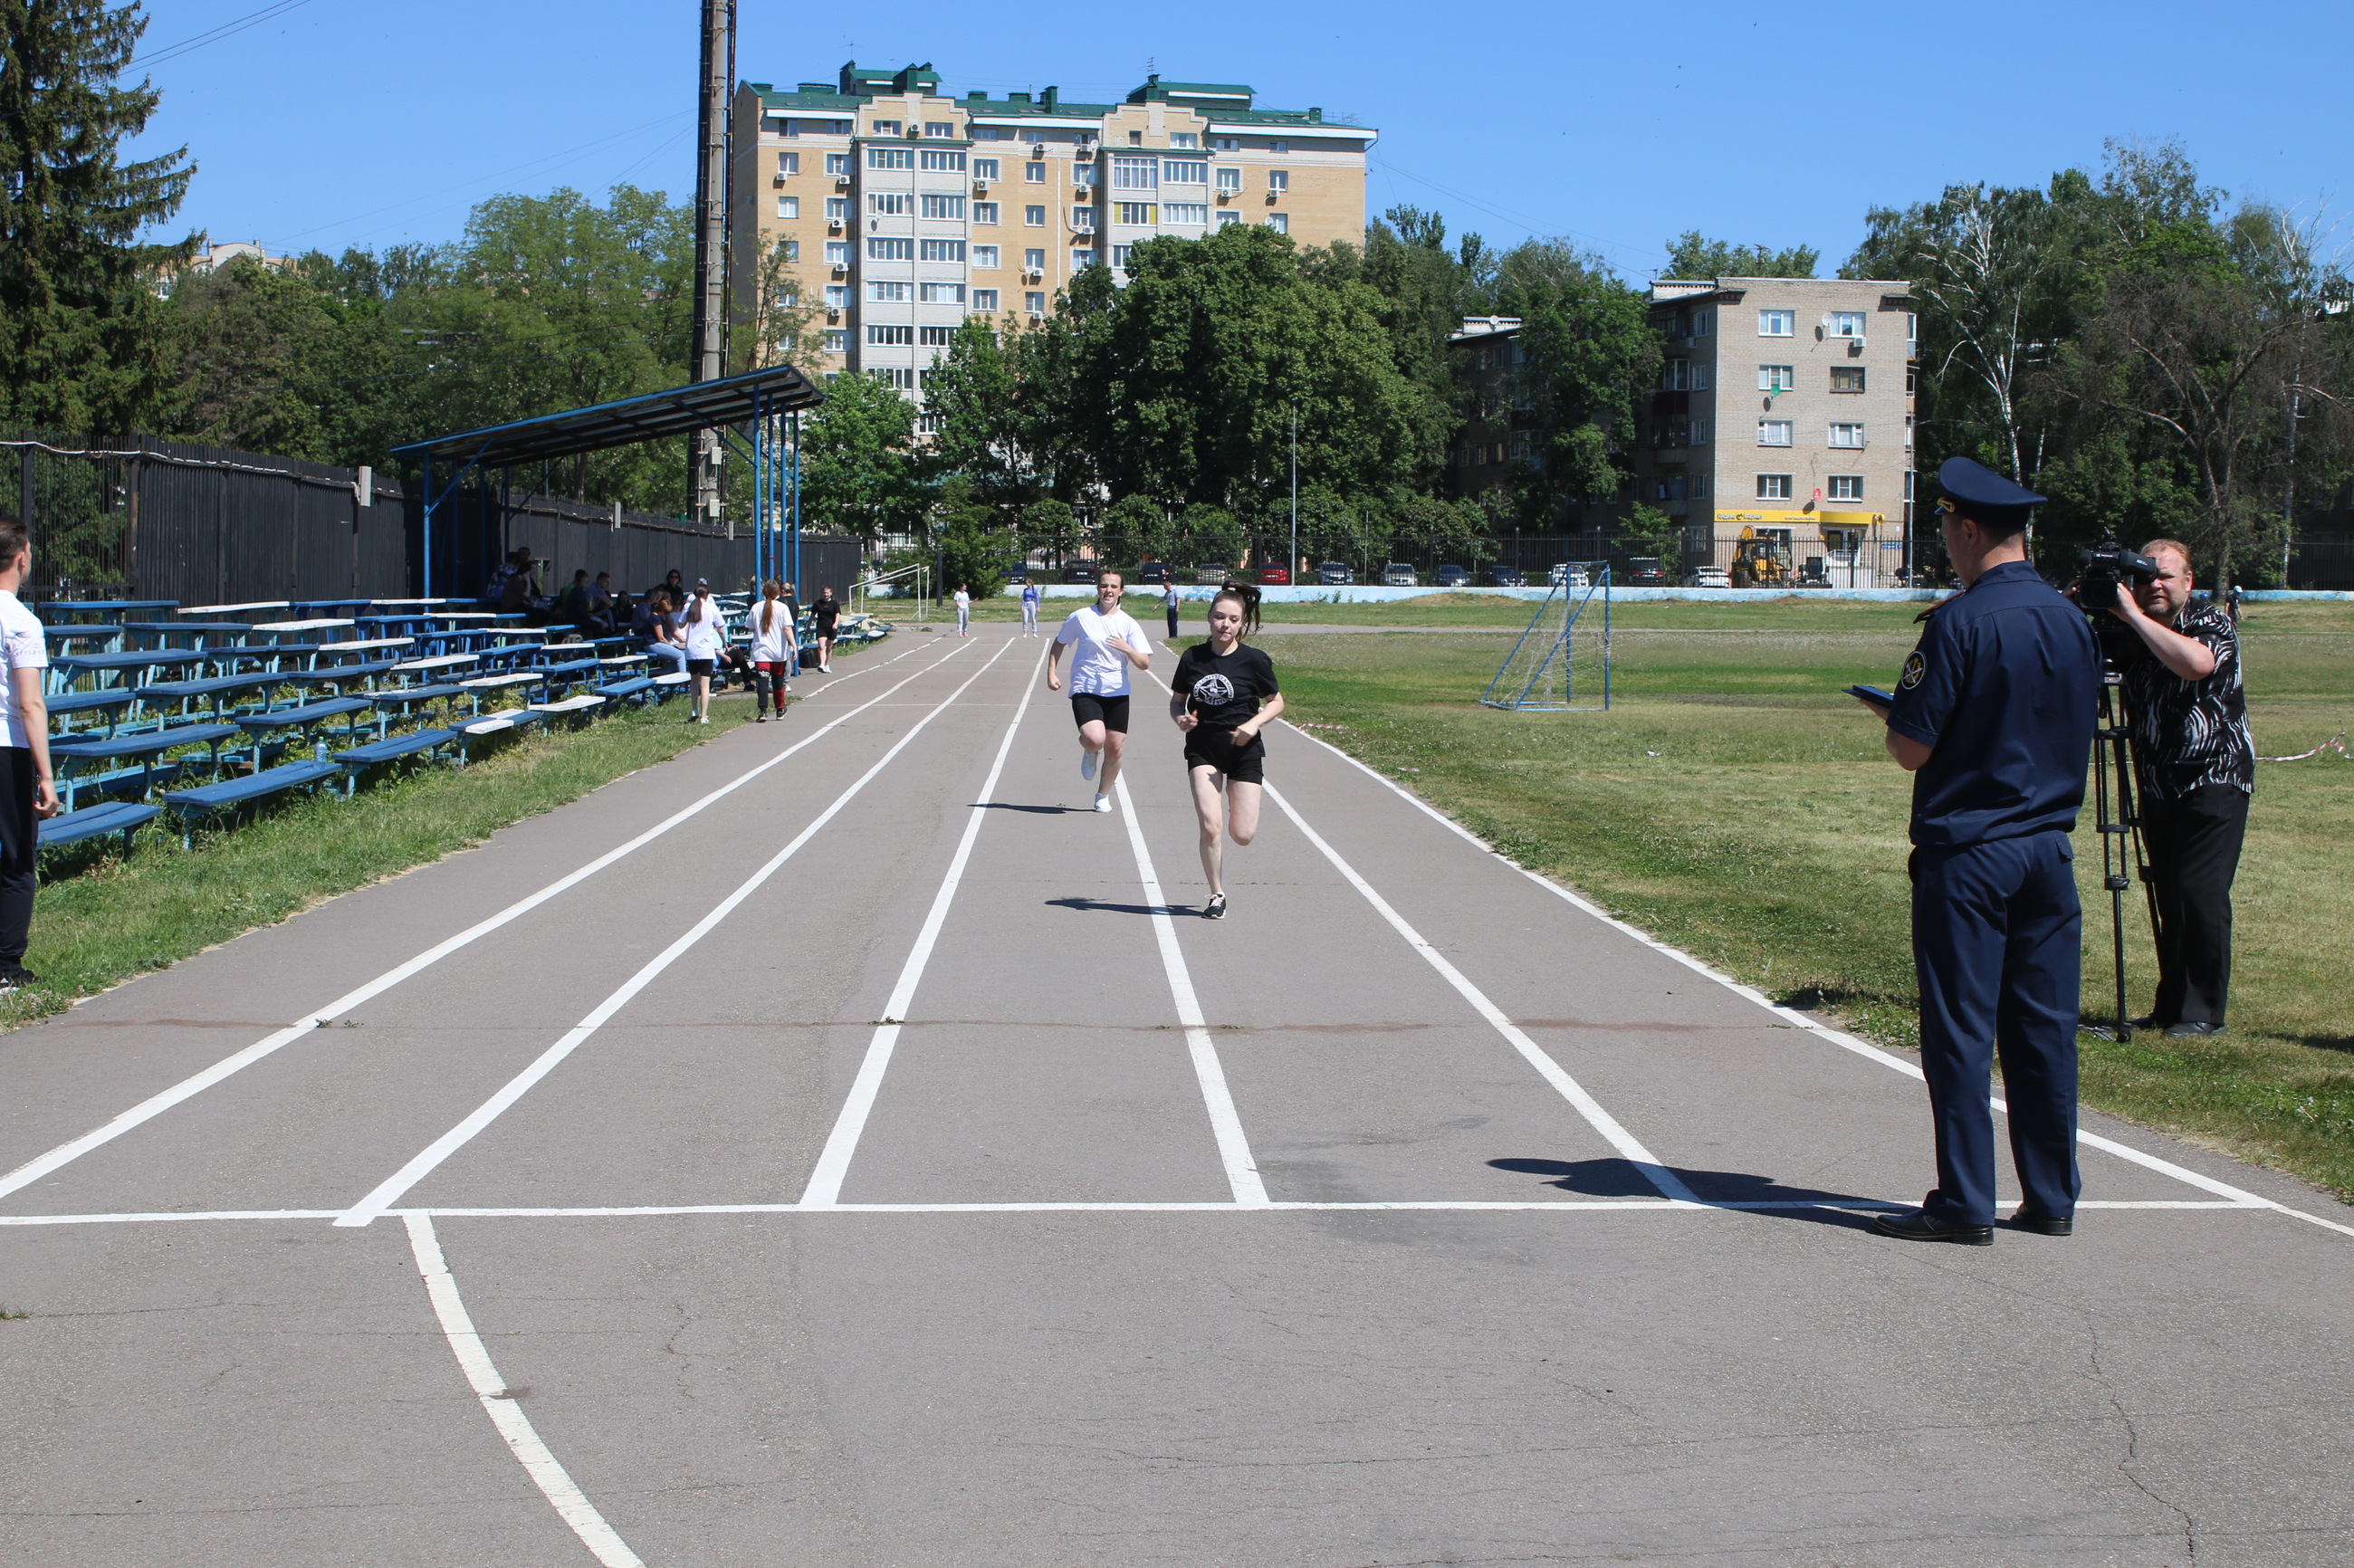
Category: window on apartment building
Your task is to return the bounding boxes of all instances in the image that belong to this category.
[1271,139,1288,153]
[1172,132,1198,148]
[779,152,799,175]
[825,197,849,221]
[924,122,953,139]
[823,285,848,309]
[919,327,960,345]
[867,238,914,261]
[1663,359,1689,391]
[1128,129,1144,146]
[1164,159,1208,185]
[1691,418,1710,443]
[1757,364,1794,392]
[867,324,914,345]
[868,281,912,301]
[1163,203,1208,225]
[1216,167,1241,193]
[972,202,1000,225]
[1756,473,1793,500]
[826,153,850,176]
[872,120,901,138]
[1827,475,1864,501]
[1023,248,1045,271]
[1115,202,1156,225]
[1112,244,1133,267]
[972,244,1000,268]
[970,126,1004,141]
[825,242,851,266]
[868,146,913,168]
[1267,212,1288,234]
[880,368,917,389]
[1828,422,1865,448]
[1905,414,1915,449]
[776,286,799,310]
[1693,309,1710,336]
[1905,364,1917,396]
[779,197,799,219]
[1023,205,1046,225]
[971,288,1000,310]
[1071,206,1096,229]
[1215,210,1239,227]
[1830,366,1865,393]
[1025,291,1046,315]
[1758,309,1794,336]
[1831,311,1865,338]
[870,193,911,215]
[1268,169,1289,191]
[1206,137,1236,151]
[920,195,965,219]
[1073,163,1097,186]
[823,329,847,352]
[1112,154,1158,189]
[1067,246,1095,268]
[972,158,999,181]
[782,240,799,261]
[1024,161,1047,184]
[919,241,965,263]
[1758,420,1793,446]
[919,149,965,172]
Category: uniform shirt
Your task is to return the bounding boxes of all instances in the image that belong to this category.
[0,589,48,750]
[750,601,794,663]
[677,598,728,659]
[1173,641,1278,731]
[1886,559,2100,848]
[2117,599,2254,798]
[1055,603,1147,696]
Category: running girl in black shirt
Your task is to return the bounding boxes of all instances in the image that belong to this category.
[1170,581,1284,920]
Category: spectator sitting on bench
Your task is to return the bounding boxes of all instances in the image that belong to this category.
[557,569,595,626]
[651,568,687,607]
[588,571,618,636]
[496,549,541,617]
[636,589,686,674]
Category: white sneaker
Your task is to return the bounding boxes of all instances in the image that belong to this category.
[1093,793,1112,814]
[1079,747,1097,781]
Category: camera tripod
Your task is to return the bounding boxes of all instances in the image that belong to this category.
[2088,667,2162,1040]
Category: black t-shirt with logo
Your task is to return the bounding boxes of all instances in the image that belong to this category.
[1173,641,1279,732]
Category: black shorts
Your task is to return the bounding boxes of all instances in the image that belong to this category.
[686,657,715,677]
[1070,693,1130,733]
[1185,726,1265,785]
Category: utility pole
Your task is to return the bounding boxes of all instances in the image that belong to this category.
[1288,406,1298,579]
[690,0,733,527]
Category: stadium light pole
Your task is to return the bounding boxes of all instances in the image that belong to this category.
[1288,406,1297,579]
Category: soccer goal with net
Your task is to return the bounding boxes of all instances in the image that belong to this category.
[1480,563,1612,711]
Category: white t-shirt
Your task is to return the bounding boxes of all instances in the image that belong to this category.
[749,601,794,662]
[678,597,729,659]
[0,590,47,750]
[1056,603,1146,697]
[953,589,971,610]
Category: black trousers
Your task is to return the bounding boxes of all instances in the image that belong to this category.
[2142,783,2250,1026]
[0,746,35,967]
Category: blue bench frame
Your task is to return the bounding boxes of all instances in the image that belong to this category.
[38,800,162,856]
[160,760,343,846]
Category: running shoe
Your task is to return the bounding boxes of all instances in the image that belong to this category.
[0,963,38,990]
[1093,793,1111,813]
[1203,893,1228,920]
[1080,746,1097,781]
[756,712,769,723]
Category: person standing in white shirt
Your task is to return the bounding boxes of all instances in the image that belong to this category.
[677,578,729,724]
[953,584,971,637]
[1046,569,1150,814]
[0,519,58,990]
[749,578,795,722]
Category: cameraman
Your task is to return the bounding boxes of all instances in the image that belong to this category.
[2080,540,2254,1038]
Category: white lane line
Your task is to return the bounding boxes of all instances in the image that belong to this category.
[798,646,1047,1208]
[1260,779,1699,1205]
[1272,719,2354,1238]
[404,1214,646,1568]
[0,638,971,1208]
[336,639,1019,1227]
[1109,775,1269,1207]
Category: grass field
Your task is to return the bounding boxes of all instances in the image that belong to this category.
[1241,597,2354,1200]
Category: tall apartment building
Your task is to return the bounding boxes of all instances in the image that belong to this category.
[728,62,1374,397]
[1639,276,1918,583]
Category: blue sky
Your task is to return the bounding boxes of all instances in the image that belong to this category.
[131,0,2350,279]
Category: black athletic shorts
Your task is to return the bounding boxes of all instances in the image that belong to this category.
[686,657,715,677]
[1070,693,1130,733]
[1184,725,1265,785]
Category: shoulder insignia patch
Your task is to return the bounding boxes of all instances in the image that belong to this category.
[1899,650,1928,690]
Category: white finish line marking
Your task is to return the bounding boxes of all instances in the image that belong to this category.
[335,638,1019,1226]
[799,646,1046,1207]
[1111,774,1269,1206]
[405,1214,646,1567]
[0,636,969,1208]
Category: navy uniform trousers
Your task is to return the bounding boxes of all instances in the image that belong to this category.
[1911,829,2082,1226]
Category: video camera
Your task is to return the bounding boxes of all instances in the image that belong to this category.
[2074,539,2160,612]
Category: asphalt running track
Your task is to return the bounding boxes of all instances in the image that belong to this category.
[4,625,2351,1566]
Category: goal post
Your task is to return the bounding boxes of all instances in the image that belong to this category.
[1480,563,1611,712]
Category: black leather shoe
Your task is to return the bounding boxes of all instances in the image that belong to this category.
[2009,1209,2074,1237]
[2164,1021,2225,1038]
[1871,1209,1993,1246]
[2129,1014,2166,1031]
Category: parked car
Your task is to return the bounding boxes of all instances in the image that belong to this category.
[1004,566,1031,587]
[1683,566,1732,588]
[1479,566,1525,588]
[1061,561,1103,584]
[1548,563,1592,589]
[1134,560,1170,585]
[1316,560,1354,585]
[1382,562,1419,587]
[1194,562,1238,585]
[1433,563,1472,588]
[1617,557,1668,588]
[1256,563,1291,586]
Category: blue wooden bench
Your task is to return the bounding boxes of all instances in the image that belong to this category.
[47,689,140,736]
[301,658,405,689]
[368,683,469,734]
[135,670,309,719]
[330,728,461,794]
[235,696,374,756]
[38,800,161,856]
[50,722,244,808]
[595,675,658,707]
[160,759,342,846]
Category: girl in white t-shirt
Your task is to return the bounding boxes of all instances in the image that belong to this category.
[954,584,971,637]
[678,580,729,724]
[1045,569,1150,813]
[749,578,795,722]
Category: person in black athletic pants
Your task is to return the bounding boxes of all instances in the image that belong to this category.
[1170,581,1284,919]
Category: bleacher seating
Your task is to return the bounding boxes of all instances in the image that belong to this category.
[38,800,161,856]
[331,729,462,793]
[161,760,343,846]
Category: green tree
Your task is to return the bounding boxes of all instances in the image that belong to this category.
[1662,232,1818,280]
[1500,275,1660,531]
[1097,492,1173,567]
[166,257,340,455]
[0,0,196,434]
[800,370,921,545]
[1019,497,1079,564]
[1175,502,1243,569]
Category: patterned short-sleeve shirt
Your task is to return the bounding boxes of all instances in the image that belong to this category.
[2119,599,2254,798]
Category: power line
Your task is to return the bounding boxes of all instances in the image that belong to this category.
[132,0,321,71]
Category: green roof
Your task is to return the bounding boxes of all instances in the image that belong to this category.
[742,63,1367,131]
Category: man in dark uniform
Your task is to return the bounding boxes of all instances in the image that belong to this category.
[1854,457,2100,1245]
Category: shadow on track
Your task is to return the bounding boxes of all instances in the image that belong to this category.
[1045,894,1191,918]
[1488,1157,1891,1232]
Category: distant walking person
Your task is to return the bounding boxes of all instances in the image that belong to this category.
[1019,578,1041,637]
[1047,569,1150,814]
[1163,579,1181,640]
[1171,582,1283,920]
[750,578,795,722]
[954,583,972,637]
[0,520,58,989]
[812,586,840,673]
[678,578,728,724]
